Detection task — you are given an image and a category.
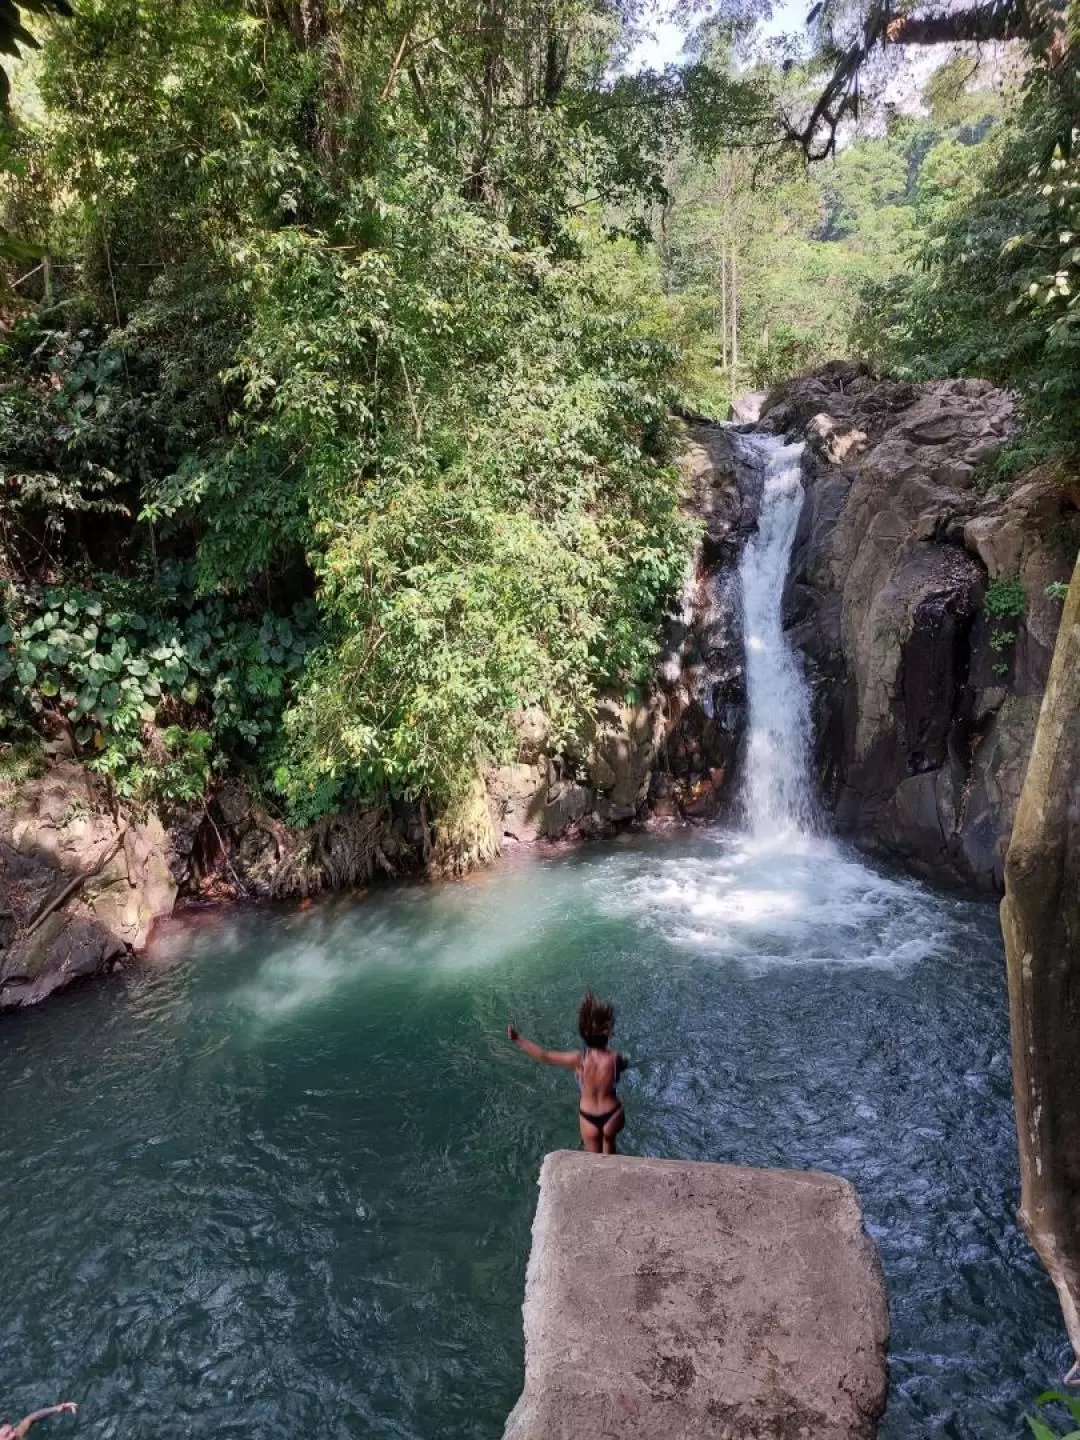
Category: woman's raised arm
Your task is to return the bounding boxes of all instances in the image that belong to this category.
[506,1024,580,1068]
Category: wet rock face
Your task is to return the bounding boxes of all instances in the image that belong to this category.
[486,694,670,847]
[770,363,1080,890]
[0,761,176,1010]
[647,422,769,823]
[505,1152,889,1440]
[1001,556,1080,1370]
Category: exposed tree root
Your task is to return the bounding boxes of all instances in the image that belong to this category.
[270,805,401,898]
[429,774,499,879]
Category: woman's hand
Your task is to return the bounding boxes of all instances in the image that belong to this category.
[507,1023,520,1044]
[57,1406,77,1418]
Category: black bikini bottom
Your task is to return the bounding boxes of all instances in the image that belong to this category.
[579,1103,623,1132]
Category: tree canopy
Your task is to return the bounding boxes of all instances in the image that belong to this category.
[783,0,1077,157]
[0,0,770,829]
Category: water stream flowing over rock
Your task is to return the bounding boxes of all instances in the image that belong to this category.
[735,434,817,840]
[660,366,1079,890]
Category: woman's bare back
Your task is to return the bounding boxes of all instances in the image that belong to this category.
[577,1046,622,1112]
[507,990,627,1155]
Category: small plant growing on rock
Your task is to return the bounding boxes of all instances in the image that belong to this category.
[984,576,1028,677]
[1026,1388,1080,1439]
[1046,580,1070,602]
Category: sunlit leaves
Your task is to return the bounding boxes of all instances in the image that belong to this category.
[0,575,320,804]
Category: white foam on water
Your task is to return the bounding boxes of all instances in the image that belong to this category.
[235,943,360,1020]
[595,833,955,972]
[229,874,554,1021]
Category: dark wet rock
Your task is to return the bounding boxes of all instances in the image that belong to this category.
[543,782,592,837]
[772,369,1080,890]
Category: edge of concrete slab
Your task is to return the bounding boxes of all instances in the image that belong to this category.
[504,1151,890,1440]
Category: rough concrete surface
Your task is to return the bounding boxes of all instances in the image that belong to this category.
[504,1152,889,1440]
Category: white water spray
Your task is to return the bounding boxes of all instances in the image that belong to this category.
[736,436,817,840]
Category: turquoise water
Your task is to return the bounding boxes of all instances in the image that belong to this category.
[0,830,1067,1438]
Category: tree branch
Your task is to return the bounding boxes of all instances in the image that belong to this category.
[885,2,1028,46]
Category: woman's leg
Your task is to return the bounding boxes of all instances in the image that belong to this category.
[602,1106,625,1155]
[579,1113,604,1153]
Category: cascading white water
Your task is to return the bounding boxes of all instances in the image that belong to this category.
[736,435,817,840]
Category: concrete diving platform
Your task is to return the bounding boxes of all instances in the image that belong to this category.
[504,1152,889,1440]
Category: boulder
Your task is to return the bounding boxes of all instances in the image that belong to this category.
[806,411,868,466]
[487,763,548,844]
[585,693,667,821]
[543,782,592,838]
[0,761,177,1010]
[728,389,768,424]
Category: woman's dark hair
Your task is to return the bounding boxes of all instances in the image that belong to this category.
[578,991,615,1048]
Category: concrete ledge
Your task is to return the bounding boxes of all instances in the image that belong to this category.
[504,1152,889,1440]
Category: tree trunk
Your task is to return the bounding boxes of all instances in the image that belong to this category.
[730,245,738,374]
[886,5,1028,47]
[464,0,507,204]
[720,236,728,371]
[1001,552,1080,1381]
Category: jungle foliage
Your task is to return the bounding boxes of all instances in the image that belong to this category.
[0,0,775,819]
[851,66,1080,467]
[650,52,1012,414]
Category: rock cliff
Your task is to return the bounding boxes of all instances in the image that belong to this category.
[757,364,1077,889]
[1001,553,1080,1376]
[0,759,176,1010]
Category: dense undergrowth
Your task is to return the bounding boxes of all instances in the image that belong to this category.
[0,0,761,826]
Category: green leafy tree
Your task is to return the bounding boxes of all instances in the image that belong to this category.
[2,0,768,830]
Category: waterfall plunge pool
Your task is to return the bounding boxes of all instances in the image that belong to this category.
[0,830,1066,1440]
[1,432,1063,1435]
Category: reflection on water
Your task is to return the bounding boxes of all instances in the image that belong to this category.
[0,831,1067,1440]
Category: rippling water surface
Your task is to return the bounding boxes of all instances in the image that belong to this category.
[0,831,1066,1439]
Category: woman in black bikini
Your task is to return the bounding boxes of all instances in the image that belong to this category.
[507,992,626,1154]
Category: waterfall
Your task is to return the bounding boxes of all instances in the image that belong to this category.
[735,435,817,840]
